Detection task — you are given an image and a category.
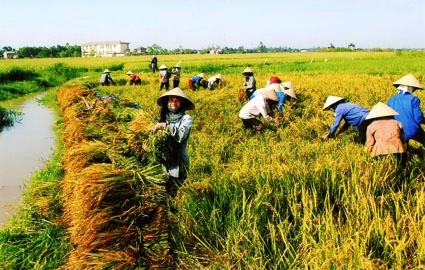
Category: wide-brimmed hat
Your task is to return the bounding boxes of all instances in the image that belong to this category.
[283,88,297,99]
[242,67,253,74]
[157,87,194,110]
[197,73,205,78]
[393,74,423,90]
[323,96,344,110]
[215,74,222,79]
[262,87,279,102]
[126,71,133,75]
[281,81,294,90]
[103,69,110,73]
[159,64,167,70]
[365,102,399,120]
[173,64,181,69]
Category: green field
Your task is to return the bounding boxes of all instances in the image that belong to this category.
[1,51,425,269]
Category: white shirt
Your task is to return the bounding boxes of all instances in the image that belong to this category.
[239,94,272,120]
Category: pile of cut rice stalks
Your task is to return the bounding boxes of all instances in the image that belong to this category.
[57,85,174,269]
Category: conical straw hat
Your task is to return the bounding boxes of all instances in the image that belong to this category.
[365,102,399,120]
[323,96,344,110]
[262,87,279,102]
[103,69,110,73]
[159,64,167,70]
[281,81,294,90]
[283,88,297,99]
[157,87,195,110]
[393,74,423,89]
[126,71,133,75]
[197,73,205,78]
[215,74,222,79]
[266,83,281,92]
[242,67,253,74]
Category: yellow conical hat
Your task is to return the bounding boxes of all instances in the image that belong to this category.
[157,87,194,110]
[365,102,399,120]
[393,74,423,89]
[266,83,281,92]
[323,96,344,110]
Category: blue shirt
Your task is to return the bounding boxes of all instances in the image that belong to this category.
[192,75,202,84]
[328,102,369,136]
[387,92,424,140]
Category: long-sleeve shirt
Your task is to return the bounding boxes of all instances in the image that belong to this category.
[239,93,273,121]
[165,114,192,179]
[250,88,287,112]
[365,118,407,157]
[328,102,370,136]
[387,92,425,140]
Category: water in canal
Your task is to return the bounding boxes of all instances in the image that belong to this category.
[0,94,55,227]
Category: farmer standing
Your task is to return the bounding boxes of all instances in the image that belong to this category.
[159,65,171,91]
[171,64,181,88]
[387,74,425,150]
[150,55,158,73]
[150,87,194,198]
[321,96,370,143]
[242,67,256,100]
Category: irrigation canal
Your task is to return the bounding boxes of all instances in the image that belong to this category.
[0,94,55,227]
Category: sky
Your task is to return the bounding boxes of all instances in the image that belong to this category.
[1,0,424,50]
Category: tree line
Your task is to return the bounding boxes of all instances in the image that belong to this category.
[1,44,81,58]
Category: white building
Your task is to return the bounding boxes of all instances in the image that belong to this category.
[81,41,130,57]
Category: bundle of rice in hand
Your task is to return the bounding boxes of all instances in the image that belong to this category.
[127,110,155,159]
[148,129,180,169]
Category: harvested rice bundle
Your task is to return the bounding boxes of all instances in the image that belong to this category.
[237,86,248,103]
[127,110,155,158]
[148,129,180,169]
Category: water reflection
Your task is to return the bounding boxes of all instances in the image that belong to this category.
[0,95,54,226]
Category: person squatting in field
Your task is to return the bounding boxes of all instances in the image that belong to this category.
[239,84,280,132]
[321,96,371,144]
[99,69,115,86]
[171,64,181,88]
[207,74,222,90]
[242,67,257,99]
[364,102,407,168]
[188,73,205,90]
[150,87,194,198]
[252,78,297,113]
[387,74,425,151]
[126,71,142,85]
[159,65,172,91]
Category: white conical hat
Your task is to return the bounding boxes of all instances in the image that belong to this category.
[323,96,344,110]
[126,71,133,75]
[393,74,423,89]
[281,81,294,90]
[157,87,194,110]
[266,83,281,92]
[283,88,297,99]
[262,87,279,102]
[215,74,222,79]
[197,73,205,78]
[159,64,167,69]
[242,67,253,74]
[365,102,399,120]
[103,69,110,73]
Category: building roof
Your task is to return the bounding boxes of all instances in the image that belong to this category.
[81,40,130,46]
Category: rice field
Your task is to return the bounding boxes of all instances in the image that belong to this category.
[1,51,425,269]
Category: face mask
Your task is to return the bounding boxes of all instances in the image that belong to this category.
[397,85,414,94]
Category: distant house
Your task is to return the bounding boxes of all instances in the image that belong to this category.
[3,51,17,59]
[80,41,130,57]
[133,46,147,55]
